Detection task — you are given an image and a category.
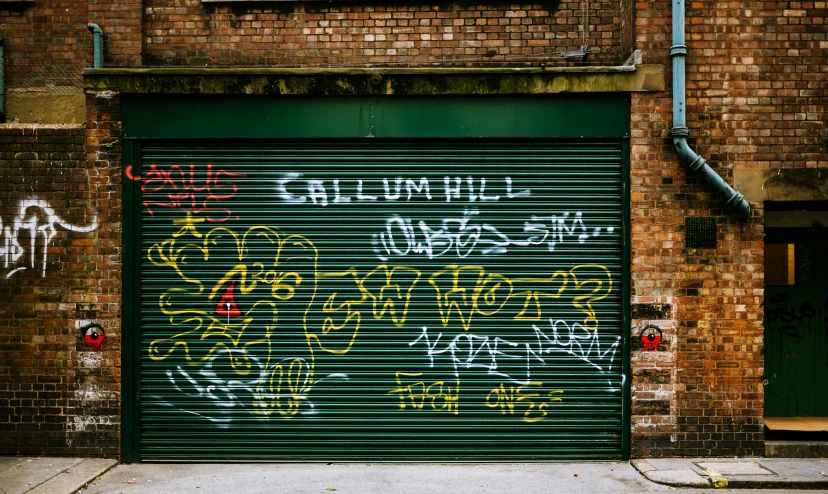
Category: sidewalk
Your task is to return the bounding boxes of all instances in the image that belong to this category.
[632,457,828,489]
[1,456,827,494]
[0,457,117,494]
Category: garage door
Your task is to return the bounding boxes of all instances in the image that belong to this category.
[133,140,626,461]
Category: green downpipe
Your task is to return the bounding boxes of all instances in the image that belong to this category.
[0,35,5,122]
[88,24,103,68]
[670,0,750,222]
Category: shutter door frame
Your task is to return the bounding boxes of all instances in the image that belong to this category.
[121,96,631,462]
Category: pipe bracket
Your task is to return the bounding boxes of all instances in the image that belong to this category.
[669,45,688,57]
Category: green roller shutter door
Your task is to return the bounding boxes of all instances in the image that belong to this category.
[137,141,625,461]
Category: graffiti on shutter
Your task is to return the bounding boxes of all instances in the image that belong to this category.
[143,169,621,428]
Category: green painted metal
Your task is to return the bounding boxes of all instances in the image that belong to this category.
[122,139,142,463]
[764,228,828,417]
[133,141,626,461]
[123,95,630,461]
[122,95,630,140]
[620,139,632,461]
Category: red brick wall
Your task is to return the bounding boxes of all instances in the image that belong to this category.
[0,124,121,456]
[88,0,144,66]
[142,0,625,66]
[629,0,826,457]
[3,0,827,460]
[0,1,88,91]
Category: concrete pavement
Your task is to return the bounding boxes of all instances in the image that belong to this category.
[632,458,828,490]
[0,457,117,494]
[1,456,827,494]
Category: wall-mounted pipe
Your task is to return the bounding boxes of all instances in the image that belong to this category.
[87,24,103,68]
[670,0,750,222]
[0,35,5,123]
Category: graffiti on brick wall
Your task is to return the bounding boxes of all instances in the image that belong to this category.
[79,322,106,351]
[0,199,98,278]
[638,325,663,351]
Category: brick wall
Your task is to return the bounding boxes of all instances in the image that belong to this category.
[629,0,826,456]
[3,0,827,460]
[142,0,625,66]
[0,1,88,91]
[88,0,143,66]
[0,124,121,456]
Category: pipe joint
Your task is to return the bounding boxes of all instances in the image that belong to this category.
[673,137,751,222]
[87,23,102,35]
[669,126,690,138]
[669,45,687,57]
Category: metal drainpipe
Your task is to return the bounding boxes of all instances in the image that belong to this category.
[87,24,103,68]
[0,35,5,123]
[670,0,751,222]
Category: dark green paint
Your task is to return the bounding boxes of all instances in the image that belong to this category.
[134,142,625,461]
[122,95,630,140]
[122,96,631,462]
[621,138,632,461]
[122,139,142,463]
[764,228,828,417]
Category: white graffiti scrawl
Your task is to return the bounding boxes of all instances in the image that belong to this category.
[0,199,98,278]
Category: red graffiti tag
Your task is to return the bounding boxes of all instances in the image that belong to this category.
[126,164,246,222]
[216,279,242,318]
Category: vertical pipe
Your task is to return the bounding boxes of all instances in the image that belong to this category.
[0,35,5,123]
[87,24,103,68]
[670,0,750,222]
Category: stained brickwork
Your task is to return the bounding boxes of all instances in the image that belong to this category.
[0,125,121,456]
[142,1,625,66]
[628,0,826,457]
[88,0,143,66]
[0,1,88,91]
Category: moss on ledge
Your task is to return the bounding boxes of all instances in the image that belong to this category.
[83,66,664,96]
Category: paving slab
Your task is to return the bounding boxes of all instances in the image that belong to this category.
[643,469,710,488]
[631,457,828,490]
[755,457,828,478]
[27,458,117,494]
[0,458,21,474]
[0,458,82,494]
[695,462,775,476]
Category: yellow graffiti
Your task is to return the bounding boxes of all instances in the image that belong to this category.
[362,265,421,325]
[310,263,611,345]
[314,269,366,355]
[147,221,319,382]
[308,264,421,356]
[485,383,563,423]
[172,212,205,238]
[569,264,613,330]
[428,266,512,331]
[147,217,611,421]
[513,271,568,320]
[254,358,311,418]
[387,372,460,414]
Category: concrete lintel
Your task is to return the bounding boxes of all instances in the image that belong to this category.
[82,64,665,95]
[3,90,86,124]
[735,168,828,202]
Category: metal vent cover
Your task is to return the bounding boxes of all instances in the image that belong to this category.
[685,216,717,248]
